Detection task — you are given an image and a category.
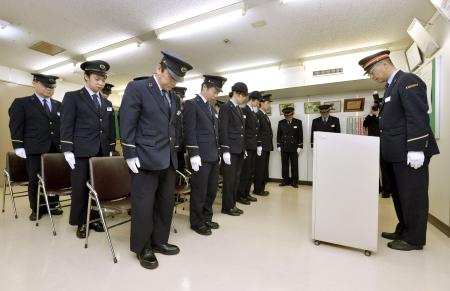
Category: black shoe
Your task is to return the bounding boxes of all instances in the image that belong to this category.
[192,225,212,235]
[233,207,244,214]
[221,209,240,216]
[152,243,180,255]
[279,182,290,186]
[263,191,270,195]
[381,193,391,198]
[76,225,87,239]
[246,195,257,202]
[29,211,43,221]
[381,232,400,240]
[237,197,250,205]
[138,248,159,269]
[291,182,299,188]
[50,208,64,215]
[90,222,105,232]
[387,240,423,251]
[205,221,220,229]
[253,191,268,196]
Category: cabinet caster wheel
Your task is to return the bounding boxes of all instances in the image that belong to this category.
[314,240,320,246]
[364,250,371,256]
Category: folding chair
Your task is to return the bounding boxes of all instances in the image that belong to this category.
[36,153,72,235]
[2,152,29,219]
[85,156,131,264]
[174,170,191,214]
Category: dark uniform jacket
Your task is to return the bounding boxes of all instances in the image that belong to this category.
[183,95,220,162]
[119,76,179,170]
[60,87,115,157]
[242,105,262,150]
[256,110,273,152]
[174,95,183,151]
[219,100,245,154]
[379,70,439,162]
[311,115,340,147]
[277,118,303,152]
[363,114,380,137]
[9,95,61,154]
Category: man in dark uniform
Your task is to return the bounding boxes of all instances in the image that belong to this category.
[214,100,224,118]
[310,104,341,147]
[219,82,248,216]
[183,75,226,235]
[359,50,439,251]
[253,94,273,196]
[173,86,187,172]
[8,73,63,220]
[277,107,303,188]
[120,51,193,269]
[237,91,261,204]
[60,60,116,239]
[100,83,114,99]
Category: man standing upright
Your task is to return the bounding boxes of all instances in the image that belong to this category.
[310,104,340,148]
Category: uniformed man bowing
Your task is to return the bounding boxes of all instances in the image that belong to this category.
[183,75,226,235]
[277,107,303,188]
[8,74,63,220]
[310,104,341,148]
[60,60,116,239]
[120,51,193,269]
[358,50,439,251]
[219,82,248,216]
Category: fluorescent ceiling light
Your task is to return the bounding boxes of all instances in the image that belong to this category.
[429,0,450,21]
[155,2,245,40]
[219,60,279,73]
[280,0,298,3]
[40,62,76,75]
[85,41,140,61]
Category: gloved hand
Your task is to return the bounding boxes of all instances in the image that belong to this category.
[109,151,113,157]
[15,148,27,159]
[223,152,231,165]
[297,148,302,154]
[257,146,262,156]
[190,155,202,172]
[277,147,281,153]
[126,157,141,173]
[244,150,248,159]
[407,151,425,169]
[64,152,76,170]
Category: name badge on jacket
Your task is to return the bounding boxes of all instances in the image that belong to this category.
[294,126,298,128]
[331,124,335,128]
[385,96,391,103]
[57,112,61,116]
[107,107,113,112]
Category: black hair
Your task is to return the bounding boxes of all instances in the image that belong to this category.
[159,61,168,72]
[201,82,216,91]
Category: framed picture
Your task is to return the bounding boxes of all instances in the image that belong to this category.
[304,102,321,114]
[344,98,365,112]
[279,103,295,115]
[324,100,341,113]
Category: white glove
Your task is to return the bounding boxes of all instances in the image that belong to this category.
[257,146,262,156]
[407,151,425,169]
[277,147,281,153]
[244,150,248,159]
[126,157,141,173]
[190,155,202,172]
[297,148,302,154]
[64,152,75,170]
[109,151,113,157]
[15,148,27,159]
[223,152,231,165]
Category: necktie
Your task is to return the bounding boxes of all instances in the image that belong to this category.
[207,103,213,117]
[322,118,327,124]
[43,99,51,116]
[92,94,101,111]
[236,105,242,117]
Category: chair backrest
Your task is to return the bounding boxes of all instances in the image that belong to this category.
[41,153,71,190]
[89,157,130,202]
[5,152,28,182]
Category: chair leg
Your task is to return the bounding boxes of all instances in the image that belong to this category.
[36,183,41,226]
[43,189,56,236]
[85,196,92,249]
[6,178,18,219]
[172,220,177,234]
[94,195,118,263]
[2,177,6,213]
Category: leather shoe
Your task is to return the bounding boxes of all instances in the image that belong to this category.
[246,195,257,202]
[253,191,268,196]
[221,208,240,216]
[76,225,87,239]
[381,193,391,198]
[263,191,270,195]
[387,240,423,251]
[291,182,299,188]
[233,206,244,214]
[152,243,180,255]
[29,211,43,221]
[50,208,63,215]
[237,197,250,205]
[205,221,219,229]
[192,225,212,235]
[138,248,158,269]
[90,222,105,232]
[279,182,290,186]
[381,232,400,240]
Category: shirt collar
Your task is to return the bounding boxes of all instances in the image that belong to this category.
[85,86,99,96]
[35,94,48,103]
[153,74,163,92]
[387,69,400,85]
[230,99,238,107]
[259,108,267,115]
[198,94,208,103]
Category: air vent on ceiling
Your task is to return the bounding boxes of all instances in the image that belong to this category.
[29,41,66,56]
[313,68,343,76]
[251,20,267,28]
